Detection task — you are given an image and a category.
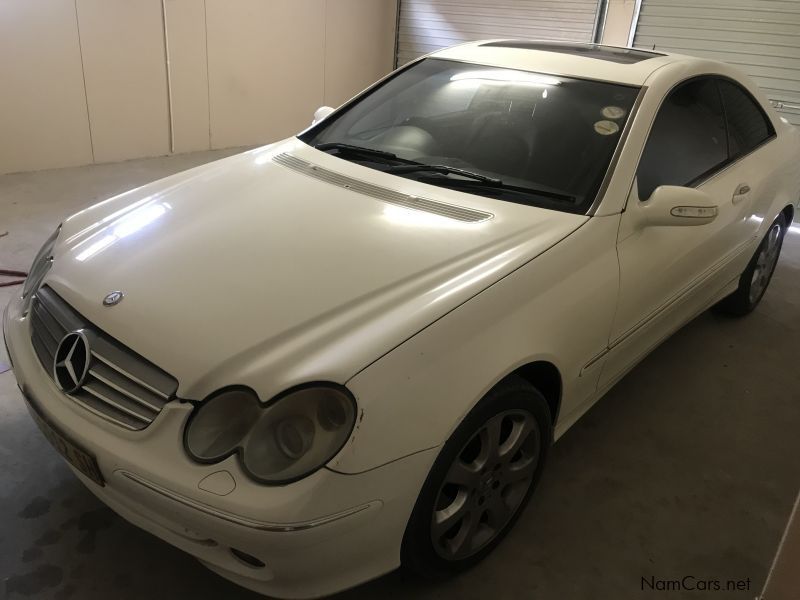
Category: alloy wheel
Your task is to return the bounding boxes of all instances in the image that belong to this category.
[431,409,540,560]
[749,222,782,304]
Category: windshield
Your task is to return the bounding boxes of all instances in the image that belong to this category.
[299,58,640,214]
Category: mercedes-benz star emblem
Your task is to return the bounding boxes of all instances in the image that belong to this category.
[53,331,91,393]
[103,291,124,307]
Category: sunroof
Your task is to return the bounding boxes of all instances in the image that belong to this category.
[480,41,664,65]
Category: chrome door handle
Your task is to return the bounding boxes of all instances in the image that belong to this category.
[732,183,751,205]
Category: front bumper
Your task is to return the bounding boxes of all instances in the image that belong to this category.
[3,296,436,599]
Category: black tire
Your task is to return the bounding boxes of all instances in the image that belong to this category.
[401,376,552,579]
[714,213,787,317]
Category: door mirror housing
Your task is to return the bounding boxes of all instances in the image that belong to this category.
[640,185,718,227]
[312,106,335,125]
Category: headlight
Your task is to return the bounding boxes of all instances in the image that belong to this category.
[185,385,357,484]
[22,225,61,302]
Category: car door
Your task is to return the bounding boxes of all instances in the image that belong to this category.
[598,76,764,391]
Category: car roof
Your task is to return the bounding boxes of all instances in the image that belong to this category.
[428,40,702,87]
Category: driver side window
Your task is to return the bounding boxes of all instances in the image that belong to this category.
[637,77,728,200]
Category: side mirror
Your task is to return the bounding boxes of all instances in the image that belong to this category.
[640,185,718,227]
[312,106,335,125]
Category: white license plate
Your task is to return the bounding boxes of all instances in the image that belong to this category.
[25,392,105,487]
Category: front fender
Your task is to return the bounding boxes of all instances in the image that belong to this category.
[330,215,621,474]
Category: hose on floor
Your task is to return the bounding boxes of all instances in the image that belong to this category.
[0,232,27,286]
[0,269,27,287]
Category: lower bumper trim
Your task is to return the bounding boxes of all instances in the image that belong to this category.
[118,470,381,532]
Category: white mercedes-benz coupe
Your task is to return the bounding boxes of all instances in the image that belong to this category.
[4,41,799,598]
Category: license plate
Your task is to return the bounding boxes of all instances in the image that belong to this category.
[24,391,105,487]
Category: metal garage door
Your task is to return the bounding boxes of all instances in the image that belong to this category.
[395,0,603,67]
[632,0,800,125]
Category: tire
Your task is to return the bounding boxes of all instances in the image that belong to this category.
[401,376,552,579]
[714,213,787,317]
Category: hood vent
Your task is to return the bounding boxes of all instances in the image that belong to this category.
[273,153,493,223]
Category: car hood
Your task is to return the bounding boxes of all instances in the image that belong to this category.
[47,139,587,399]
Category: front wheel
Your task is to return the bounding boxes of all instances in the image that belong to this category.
[401,376,551,578]
[714,213,786,317]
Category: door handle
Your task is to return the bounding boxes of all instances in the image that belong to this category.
[732,183,751,205]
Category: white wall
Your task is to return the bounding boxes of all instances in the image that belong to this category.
[601,0,637,47]
[0,1,94,174]
[77,0,172,163]
[0,0,398,175]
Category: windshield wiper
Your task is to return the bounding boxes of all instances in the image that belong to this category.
[314,142,402,162]
[415,175,576,204]
[383,164,502,184]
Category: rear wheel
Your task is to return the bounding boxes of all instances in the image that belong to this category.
[402,376,551,578]
[714,214,786,317]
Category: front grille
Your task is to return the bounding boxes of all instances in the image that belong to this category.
[28,286,179,430]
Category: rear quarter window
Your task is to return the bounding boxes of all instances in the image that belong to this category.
[718,79,775,157]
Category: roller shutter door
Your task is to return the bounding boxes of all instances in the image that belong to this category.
[396,0,602,67]
[633,0,800,125]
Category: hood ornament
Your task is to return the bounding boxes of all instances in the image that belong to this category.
[103,291,124,307]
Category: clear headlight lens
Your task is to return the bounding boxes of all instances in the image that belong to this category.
[22,225,61,308]
[185,385,356,484]
[184,389,261,461]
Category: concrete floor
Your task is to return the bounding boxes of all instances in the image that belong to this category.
[1,149,799,600]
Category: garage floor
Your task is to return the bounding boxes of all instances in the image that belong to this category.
[1,149,799,600]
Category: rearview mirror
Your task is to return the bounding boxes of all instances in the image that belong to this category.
[312,106,335,125]
[640,185,718,227]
